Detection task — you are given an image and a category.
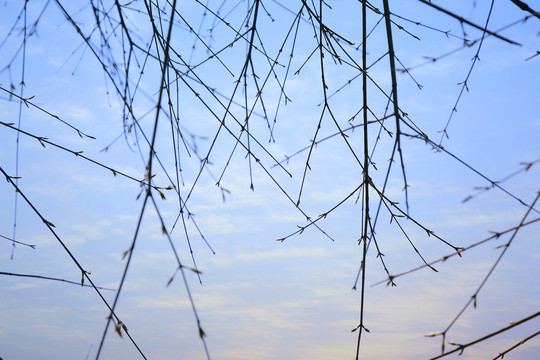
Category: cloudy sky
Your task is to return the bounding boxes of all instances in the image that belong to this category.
[1,1,539,359]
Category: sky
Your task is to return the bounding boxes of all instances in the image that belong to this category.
[1,1,539,359]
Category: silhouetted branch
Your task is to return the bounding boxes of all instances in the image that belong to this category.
[492,329,540,359]
[0,271,115,290]
[429,191,540,353]
[426,311,540,359]
[510,0,540,20]
[419,0,521,45]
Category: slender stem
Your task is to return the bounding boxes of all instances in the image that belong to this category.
[428,311,540,360]
[356,1,369,358]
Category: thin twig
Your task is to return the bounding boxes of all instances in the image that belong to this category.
[427,311,540,359]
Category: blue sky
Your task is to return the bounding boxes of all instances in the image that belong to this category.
[1,1,539,359]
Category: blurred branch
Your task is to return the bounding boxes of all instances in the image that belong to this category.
[0,233,36,249]
[510,0,540,20]
[0,271,115,290]
[401,15,531,73]
[418,0,521,45]
[0,86,95,139]
[492,329,540,359]
[427,311,540,359]
[431,191,540,353]
[463,157,540,203]
[371,216,540,287]
[405,132,540,215]
[0,165,147,359]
